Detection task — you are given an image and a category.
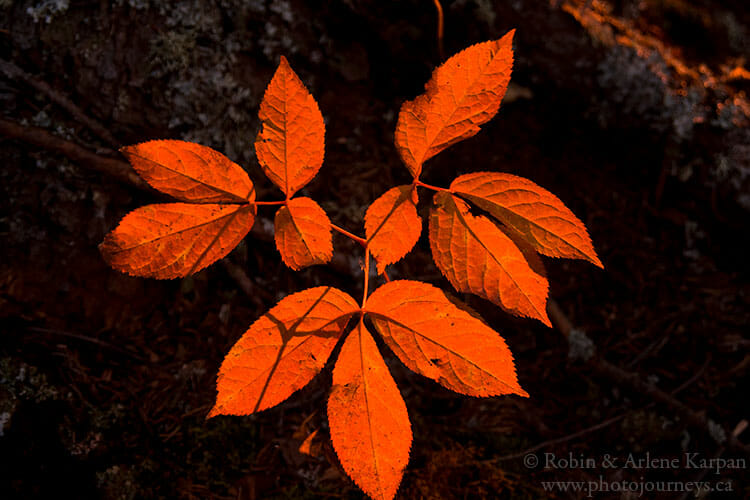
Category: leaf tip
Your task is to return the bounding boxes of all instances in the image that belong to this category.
[540,311,553,328]
[515,386,530,398]
[375,261,388,276]
[591,253,604,269]
[206,405,221,419]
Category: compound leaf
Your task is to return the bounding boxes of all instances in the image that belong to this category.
[429,192,551,326]
[366,280,528,398]
[364,185,422,274]
[328,320,411,500]
[120,140,255,203]
[451,172,602,267]
[255,56,325,197]
[209,286,359,417]
[395,31,514,178]
[275,197,333,270]
[100,203,255,279]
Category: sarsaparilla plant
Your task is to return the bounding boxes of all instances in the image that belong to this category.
[100,30,601,500]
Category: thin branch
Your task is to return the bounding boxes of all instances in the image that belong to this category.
[26,326,149,362]
[0,118,148,189]
[548,298,750,457]
[493,412,629,462]
[0,58,119,147]
[432,0,445,60]
[491,350,713,463]
[221,260,273,306]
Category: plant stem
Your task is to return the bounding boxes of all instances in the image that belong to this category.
[432,0,445,60]
[414,179,449,192]
[361,247,370,308]
[331,223,367,247]
[253,200,286,206]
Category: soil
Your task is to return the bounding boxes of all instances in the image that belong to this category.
[1,1,748,499]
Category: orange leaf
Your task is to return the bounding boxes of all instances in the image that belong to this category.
[451,172,603,267]
[209,287,359,417]
[100,203,255,279]
[429,192,551,326]
[255,56,325,197]
[366,280,528,397]
[298,428,320,456]
[328,320,411,500]
[121,140,255,203]
[394,30,514,178]
[503,226,548,280]
[364,185,422,274]
[274,197,333,270]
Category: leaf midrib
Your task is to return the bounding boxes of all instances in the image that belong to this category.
[220,312,355,391]
[356,324,385,496]
[108,204,251,254]
[128,150,251,203]
[453,185,591,258]
[442,197,546,320]
[366,312,520,395]
[418,42,504,167]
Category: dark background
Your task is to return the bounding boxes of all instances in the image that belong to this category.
[1,0,748,498]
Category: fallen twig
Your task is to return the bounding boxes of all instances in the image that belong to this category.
[0,117,147,189]
[491,350,712,463]
[548,299,750,456]
[27,326,149,362]
[493,411,629,462]
[0,58,119,147]
[222,260,274,306]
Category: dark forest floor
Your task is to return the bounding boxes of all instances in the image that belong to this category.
[1,1,749,499]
